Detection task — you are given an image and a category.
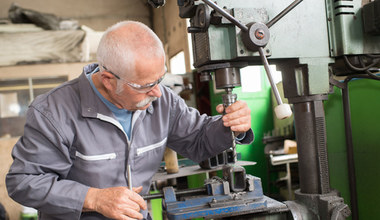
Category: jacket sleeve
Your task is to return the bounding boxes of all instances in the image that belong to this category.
[6,106,89,220]
[166,92,254,163]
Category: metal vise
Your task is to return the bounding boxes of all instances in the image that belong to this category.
[162,166,288,219]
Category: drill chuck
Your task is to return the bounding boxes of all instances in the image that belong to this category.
[222,92,237,108]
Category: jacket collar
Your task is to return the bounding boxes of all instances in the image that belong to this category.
[78,63,155,118]
[79,63,112,118]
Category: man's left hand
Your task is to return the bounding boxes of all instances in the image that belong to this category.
[216,100,251,136]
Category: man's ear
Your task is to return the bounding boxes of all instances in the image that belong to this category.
[100,71,116,90]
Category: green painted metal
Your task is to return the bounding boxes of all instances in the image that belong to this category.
[325,0,380,56]
[324,86,351,217]
[325,78,380,219]
[196,0,331,60]
[186,173,208,220]
[298,57,334,95]
[150,190,163,220]
[208,25,237,60]
[325,0,364,56]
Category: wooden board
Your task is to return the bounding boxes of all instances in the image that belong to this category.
[0,137,22,220]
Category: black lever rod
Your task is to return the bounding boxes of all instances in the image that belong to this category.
[202,0,303,31]
[258,47,283,106]
[266,0,303,28]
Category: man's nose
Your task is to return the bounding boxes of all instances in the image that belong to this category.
[147,84,162,98]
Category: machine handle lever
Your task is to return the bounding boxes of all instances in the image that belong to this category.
[258,47,292,120]
[266,0,303,28]
[201,0,295,120]
[258,47,282,105]
[201,0,303,31]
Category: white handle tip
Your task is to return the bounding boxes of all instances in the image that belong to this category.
[274,104,292,120]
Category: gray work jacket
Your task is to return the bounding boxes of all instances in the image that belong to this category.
[6,63,254,220]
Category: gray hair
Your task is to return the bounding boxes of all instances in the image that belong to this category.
[97,20,165,82]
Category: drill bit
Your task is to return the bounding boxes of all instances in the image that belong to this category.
[223,88,238,163]
[230,130,237,163]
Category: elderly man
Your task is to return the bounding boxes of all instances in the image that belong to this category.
[6,21,253,220]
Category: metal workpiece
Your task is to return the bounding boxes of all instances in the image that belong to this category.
[199,151,229,169]
[199,148,242,169]
[199,134,238,168]
[222,165,246,192]
[199,154,219,169]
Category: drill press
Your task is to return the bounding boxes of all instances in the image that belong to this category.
[148,0,380,219]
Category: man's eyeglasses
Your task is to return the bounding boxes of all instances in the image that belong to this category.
[102,65,165,93]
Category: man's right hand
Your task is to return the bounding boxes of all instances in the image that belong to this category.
[83,186,147,220]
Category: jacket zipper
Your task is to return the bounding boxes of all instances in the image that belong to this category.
[96,113,133,186]
[75,151,116,161]
[136,137,167,156]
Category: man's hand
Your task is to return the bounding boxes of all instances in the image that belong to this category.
[83,186,147,220]
[216,100,251,136]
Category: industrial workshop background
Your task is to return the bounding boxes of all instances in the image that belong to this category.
[0,0,379,220]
